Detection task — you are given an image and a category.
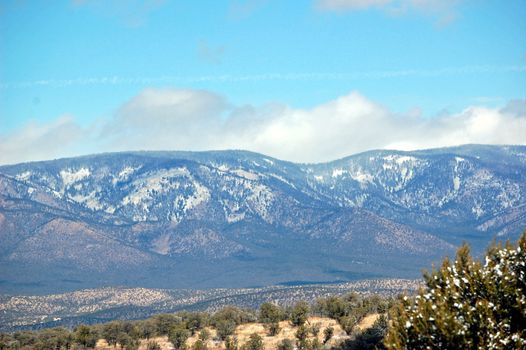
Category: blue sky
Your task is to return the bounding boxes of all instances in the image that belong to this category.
[0,0,525,164]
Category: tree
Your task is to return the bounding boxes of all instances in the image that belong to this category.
[338,315,358,335]
[184,313,208,335]
[213,306,257,326]
[154,314,181,335]
[126,338,140,350]
[139,319,157,340]
[198,329,210,342]
[34,328,72,350]
[259,302,282,335]
[216,320,237,340]
[259,302,282,324]
[277,338,294,350]
[74,325,98,348]
[169,325,190,350]
[103,321,122,347]
[192,339,208,350]
[317,296,347,320]
[13,331,38,348]
[291,301,310,326]
[385,231,526,349]
[295,325,309,350]
[242,333,263,350]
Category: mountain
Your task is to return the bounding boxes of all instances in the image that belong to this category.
[1,144,525,294]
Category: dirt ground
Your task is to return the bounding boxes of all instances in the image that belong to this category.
[95,314,381,350]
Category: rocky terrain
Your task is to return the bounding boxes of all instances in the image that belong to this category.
[0,144,525,294]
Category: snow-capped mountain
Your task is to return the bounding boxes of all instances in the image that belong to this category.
[1,145,525,294]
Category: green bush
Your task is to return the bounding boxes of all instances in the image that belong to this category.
[215,319,237,340]
[169,325,191,350]
[385,231,526,349]
[242,333,263,350]
[291,301,310,326]
[323,326,334,344]
[146,340,161,350]
[277,338,294,350]
[225,336,239,350]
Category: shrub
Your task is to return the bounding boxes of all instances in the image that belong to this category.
[169,325,191,350]
[198,329,210,341]
[216,319,237,340]
[242,333,263,350]
[259,302,283,324]
[277,338,294,350]
[192,339,208,350]
[146,341,161,350]
[295,325,309,350]
[341,315,388,350]
[74,325,98,348]
[225,336,238,350]
[323,326,334,344]
[291,301,310,326]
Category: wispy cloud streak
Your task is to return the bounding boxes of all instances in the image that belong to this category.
[2,65,525,89]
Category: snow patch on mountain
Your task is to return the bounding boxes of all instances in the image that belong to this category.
[332,168,345,178]
[16,171,32,182]
[60,168,91,186]
[70,191,104,211]
[246,183,275,222]
[179,182,210,211]
[122,167,190,206]
[350,169,374,185]
[112,166,140,185]
[232,169,259,180]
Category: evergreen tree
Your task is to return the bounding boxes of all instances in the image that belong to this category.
[74,324,98,348]
[277,338,294,350]
[242,333,263,350]
[291,301,310,326]
[169,325,191,350]
[385,231,526,349]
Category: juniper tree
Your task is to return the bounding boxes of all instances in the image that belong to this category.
[385,231,526,349]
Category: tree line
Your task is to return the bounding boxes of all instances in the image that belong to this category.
[0,293,392,350]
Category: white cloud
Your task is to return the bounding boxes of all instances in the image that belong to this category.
[0,116,88,165]
[1,89,525,165]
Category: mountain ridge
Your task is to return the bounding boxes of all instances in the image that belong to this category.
[1,144,525,294]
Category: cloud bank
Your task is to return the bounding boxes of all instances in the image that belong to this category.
[1,89,525,165]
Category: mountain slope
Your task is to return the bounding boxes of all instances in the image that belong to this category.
[1,145,524,294]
